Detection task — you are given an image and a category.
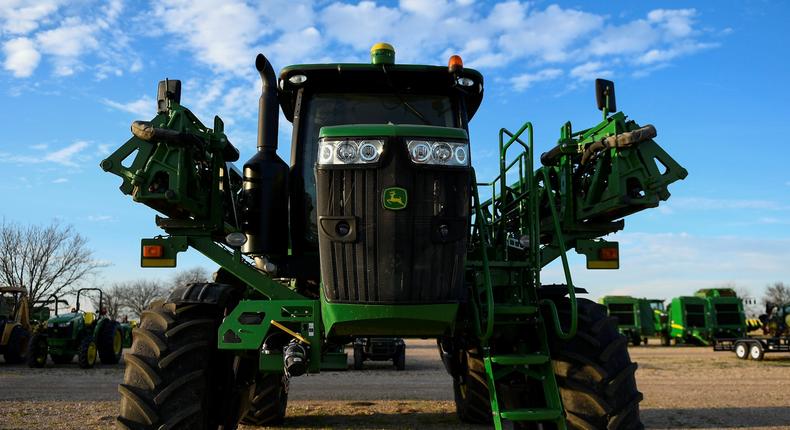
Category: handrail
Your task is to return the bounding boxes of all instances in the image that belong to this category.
[538,168,577,340]
[470,171,495,342]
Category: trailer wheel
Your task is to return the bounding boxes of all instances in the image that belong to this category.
[749,343,764,361]
[241,373,289,426]
[735,342,748,359]
[117,300,246,430]
[547,298,644,430]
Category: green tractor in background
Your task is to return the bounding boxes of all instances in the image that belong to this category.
[102,43,686,429]
[27,288,131,368]
[0,286,32,364]
[646,298,671,345]
[599,296,665,346]
[695,288,746,340]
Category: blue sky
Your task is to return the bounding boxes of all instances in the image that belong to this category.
[0,0,788,301]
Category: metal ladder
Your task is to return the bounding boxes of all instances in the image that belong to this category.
[469,123,577,430]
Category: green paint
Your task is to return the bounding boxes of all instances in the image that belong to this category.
[321,299,458,337]
[382,187,407,210]
[319,124,468,140]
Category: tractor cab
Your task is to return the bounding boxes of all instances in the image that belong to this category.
[240,44,484,334]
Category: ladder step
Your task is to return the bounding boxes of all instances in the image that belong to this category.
[494,304,538,315]
[500,408,563,422]
[489,353,549,366]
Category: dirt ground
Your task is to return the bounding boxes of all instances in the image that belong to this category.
[1,339,789,429]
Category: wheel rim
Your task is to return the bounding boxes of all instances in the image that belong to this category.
[88,342,97,364]
[113,330,122,353]
[750,346,760,359]
[736,345,746,357]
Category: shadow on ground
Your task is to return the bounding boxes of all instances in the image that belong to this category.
[642,406,790,428]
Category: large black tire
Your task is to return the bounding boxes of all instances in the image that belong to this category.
[78,335,97,369]
[117,300,247,430]
[241,373,289,426]
[452,347,491,424]
[51,353,74,364]
[98,320,123,364]
[27,333,48,368]
[4,325,30,364]
[548,298,644,430]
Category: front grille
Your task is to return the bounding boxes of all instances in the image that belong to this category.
[316,138,469,304]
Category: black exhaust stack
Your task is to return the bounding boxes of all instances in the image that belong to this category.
[240,54,289,259]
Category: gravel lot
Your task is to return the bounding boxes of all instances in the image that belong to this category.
[1,339,789,429]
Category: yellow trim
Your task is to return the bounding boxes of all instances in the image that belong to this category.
[87,342,97,364]
[270,320,310,345]
[83,312,95,326]
[142,258,176,267]
[587,260,619,269]
[113,330,122,353]
[671,323,684,330]
[370,42,394,53]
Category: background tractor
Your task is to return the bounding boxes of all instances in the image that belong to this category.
[352,337,406,370]
[27,288,128,368]
[102,43,686,429]
[0,286,31,364]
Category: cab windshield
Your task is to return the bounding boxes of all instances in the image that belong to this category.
[297,92,458,245]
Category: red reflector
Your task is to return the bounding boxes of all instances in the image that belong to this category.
[143,245,163,258]
[599,248,618,261]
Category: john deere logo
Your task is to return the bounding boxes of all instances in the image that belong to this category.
[382,187,407,210]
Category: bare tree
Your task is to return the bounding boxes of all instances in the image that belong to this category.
[731,285,761,318]
[90,284,127,320]
[171,266,211,289]
[116,280,167,319]
[763,281,790,307]
[0,220,105,305]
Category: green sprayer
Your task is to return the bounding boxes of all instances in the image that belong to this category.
[102,44,686,429]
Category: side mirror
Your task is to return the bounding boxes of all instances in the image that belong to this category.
[157,79,182,114]
[595,78,617,113]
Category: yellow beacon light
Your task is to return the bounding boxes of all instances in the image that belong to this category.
[370,42,395,65]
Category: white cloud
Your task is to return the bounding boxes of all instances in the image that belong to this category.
[2,37,40,77]
[52,177,68,183]
[510,68,562,91]
[152,0,263,74]
[36,18,99,76]
[45,141,89,166]
[648,8,697,39]
[87,215,115,222]
[570,61,612,81]
[0,0,61,35]
[102,96,156,118]
[30,143,48,150]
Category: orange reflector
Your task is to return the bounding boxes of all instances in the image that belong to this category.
[599,247,619,261]
[448,55,463,73]
[142,245,163,258]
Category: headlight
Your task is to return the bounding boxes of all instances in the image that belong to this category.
[58,322,71,328]
[407,140,469,167]
[318,139,383,165]
[47,322,54,328]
